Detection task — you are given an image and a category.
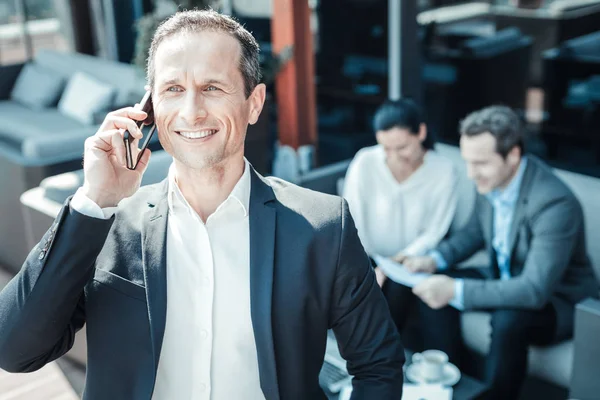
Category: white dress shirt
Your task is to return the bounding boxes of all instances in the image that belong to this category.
[71,159,265,400]
[342,145,458,258]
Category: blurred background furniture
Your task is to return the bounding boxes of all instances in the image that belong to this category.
[492,0,600,85]
[0,49,154,272]
[424,27,533,142]
[570,298,600,400]
[541,30,600,162]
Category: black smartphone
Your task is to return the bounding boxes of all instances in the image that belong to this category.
[123,90,157,170]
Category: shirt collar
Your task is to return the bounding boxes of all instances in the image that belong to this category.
[486,156,528,206]
[167,158,251,218]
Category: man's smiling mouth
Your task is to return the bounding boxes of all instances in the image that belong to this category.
[176,129,218,139]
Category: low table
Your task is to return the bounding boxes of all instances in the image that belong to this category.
[446,373,488,400]
[324,367,488,400]
[321,333,488,399]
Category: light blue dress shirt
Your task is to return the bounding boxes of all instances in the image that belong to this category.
[430,157,528,309]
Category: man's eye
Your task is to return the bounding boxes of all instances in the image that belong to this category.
[205,86,219,92]
[167,86,182,92]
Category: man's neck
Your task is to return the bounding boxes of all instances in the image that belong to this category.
[174,156,246,222]
[497,157,524,193]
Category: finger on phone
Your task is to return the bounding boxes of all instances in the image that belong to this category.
[109,107,148,121]
[110,131,126,166]
[87,129,126,166]
[103,116,144,139]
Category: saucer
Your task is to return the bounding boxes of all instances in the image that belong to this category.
[405,361,461,386]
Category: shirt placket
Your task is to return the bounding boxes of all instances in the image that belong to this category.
[494,201,512,280]
[195,221,215,398]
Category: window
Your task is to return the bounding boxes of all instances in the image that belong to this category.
[0,0,71,65]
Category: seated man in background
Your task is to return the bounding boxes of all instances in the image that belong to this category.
[402,105,598,399]
[342,98,458,325]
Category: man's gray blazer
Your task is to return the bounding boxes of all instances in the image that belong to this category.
[436,155,599,339]
[0,168,405,399]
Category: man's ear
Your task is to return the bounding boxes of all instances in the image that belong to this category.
[418,123,427,144]
[248,83,266,125]
[507,146,521,166]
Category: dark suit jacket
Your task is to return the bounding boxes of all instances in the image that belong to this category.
[0,169,404,399]
[436,156,598,339]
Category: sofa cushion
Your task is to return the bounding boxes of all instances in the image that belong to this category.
[461,311,573,388]
[556,169,600,282]
[35,49,146,106]
[10,63,65,110]
[58,72,116,125]
[0,101,90,151]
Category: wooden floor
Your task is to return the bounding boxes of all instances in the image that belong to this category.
[0,267,79,400]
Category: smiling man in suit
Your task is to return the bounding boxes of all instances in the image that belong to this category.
[400,105,598,399]
[0,9,404,399]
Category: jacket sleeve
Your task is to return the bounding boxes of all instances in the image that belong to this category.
[0,201,114,372]
[463,195,584,310]
[435,196,486,267]
[329,198,405,399]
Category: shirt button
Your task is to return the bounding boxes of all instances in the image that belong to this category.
[200,329,208,339]
[199,383,207,392]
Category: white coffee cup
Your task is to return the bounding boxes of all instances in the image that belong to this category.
[412,350,449,382]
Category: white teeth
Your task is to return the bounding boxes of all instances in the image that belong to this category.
[178,130,216,139]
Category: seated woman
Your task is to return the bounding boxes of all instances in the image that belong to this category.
[342,98,458,288]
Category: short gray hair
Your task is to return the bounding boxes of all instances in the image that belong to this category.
[147,9,261,98]
[460,105,525,158]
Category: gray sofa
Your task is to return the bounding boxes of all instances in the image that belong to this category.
[18,145,600,397]
[0,49,149,271]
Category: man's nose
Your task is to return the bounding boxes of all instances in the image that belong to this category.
[180,92,208,125]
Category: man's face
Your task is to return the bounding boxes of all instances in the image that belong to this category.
[460,132,519,194]
[152,30,265,171]
[376,126,425,169]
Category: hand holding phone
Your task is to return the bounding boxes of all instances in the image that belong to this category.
[81,93,153,208]
[124,90,157,170]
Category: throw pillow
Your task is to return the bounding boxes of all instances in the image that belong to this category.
[58,72,116,125]
[10,63,66,110]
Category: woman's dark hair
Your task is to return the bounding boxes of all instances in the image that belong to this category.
[372,98,434,150]
[459,105,525,158]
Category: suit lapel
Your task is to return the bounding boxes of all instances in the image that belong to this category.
[249,170,280,400]
[141,179,169,371]
[507,160,534,258]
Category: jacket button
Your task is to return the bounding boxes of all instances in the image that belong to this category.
[38,251,46,260]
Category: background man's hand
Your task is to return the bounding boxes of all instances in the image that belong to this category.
[412,275,455,309]
[82,107,152,208]
[391,252,408,264]
[374,266,387,287]
[403,256,437,273]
